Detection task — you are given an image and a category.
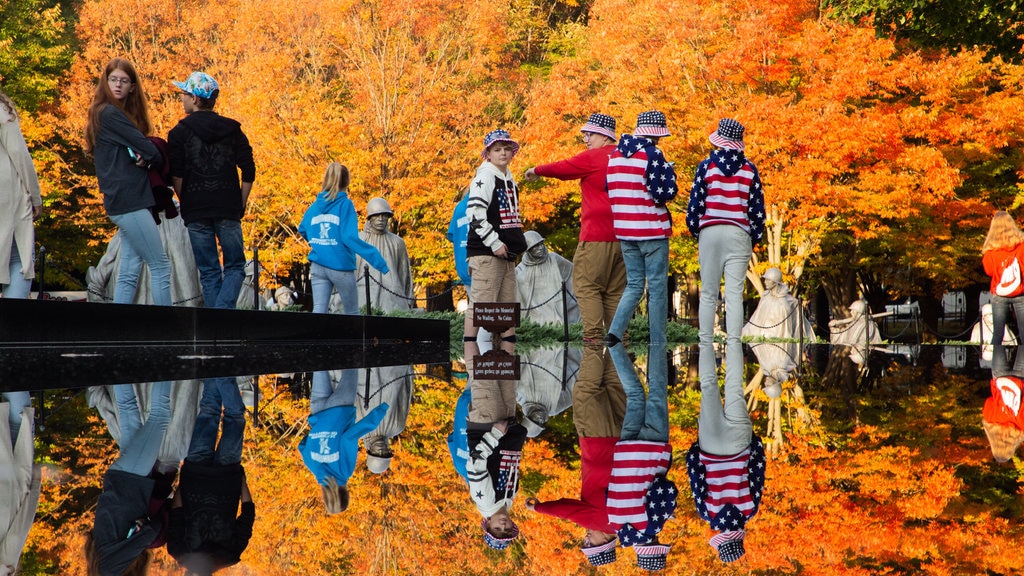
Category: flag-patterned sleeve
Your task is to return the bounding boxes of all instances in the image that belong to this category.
[746,435,766,518]
[685,442,713,522]
[747,163,766,246]
[467,171,502,252]
[687,160,710,238]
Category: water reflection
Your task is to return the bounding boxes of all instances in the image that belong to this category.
[3,341,1019,574]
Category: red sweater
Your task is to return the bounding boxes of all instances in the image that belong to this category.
[982,244,1024,297]
[984,376,1024,430]
[533,437,617,532]
[534,145,617,242]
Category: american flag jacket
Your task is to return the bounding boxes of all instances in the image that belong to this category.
[686,435,766,532]
[687,148,766,245]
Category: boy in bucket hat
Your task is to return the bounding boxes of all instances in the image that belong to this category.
[524,113,626,345]
[168,71,256,309]
[604,110,678,346]
[463,129,528,343]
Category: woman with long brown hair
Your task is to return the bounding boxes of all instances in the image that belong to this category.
[982,210,1024,346]
[84,57,171,306]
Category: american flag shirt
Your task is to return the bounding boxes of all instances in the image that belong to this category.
[687,148,765,244]
[467,424,527,518]
[466,161,527,258]
[606,440,673,538]
[606,135,676,241]
[686,436,766,532]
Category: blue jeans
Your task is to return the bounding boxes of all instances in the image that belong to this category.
[310,262,358,314]
[110,209,172,306]
[990,295,1024,346]
[310,369,359,415]
[609,342,668,442]
[187,218,245,309]
[3,240,32,299]
[186,377,246,465]
[110,381,172,476]
[608,239,668,344]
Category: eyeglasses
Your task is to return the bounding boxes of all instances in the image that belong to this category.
[108,77,133,86]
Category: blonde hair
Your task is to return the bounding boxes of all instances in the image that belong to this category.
[982,211,1024,253]
[84,58,153,155]
[982,419,1024,463]
[321,476,350,514]
[321,163,351,201]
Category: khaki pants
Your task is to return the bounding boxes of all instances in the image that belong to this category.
[571,343,626,437]
[573,241,626,341]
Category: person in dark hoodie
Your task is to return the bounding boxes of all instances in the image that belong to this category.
[166,379,255,573]
[298,162,390,314]
[167,71,256,309]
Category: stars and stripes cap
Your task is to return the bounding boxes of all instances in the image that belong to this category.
[580,113,617,140]
[173,71,219,99]
[581,538,617,567]
[634,110,671,138]
[635,543,671,571]
[709,118,745,151]
[709,529,746,563]
[481,518,520,550]
[482,129,521,159]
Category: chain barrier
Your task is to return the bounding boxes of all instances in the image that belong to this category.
[743,304,801,331]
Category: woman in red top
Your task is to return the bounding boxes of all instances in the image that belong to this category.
[982,211,1024,346]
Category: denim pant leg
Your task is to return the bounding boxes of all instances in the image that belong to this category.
[4,240,32,299]
[639,342,669,442]
[608,342,645,440]
[609,241,645,339]
[113,384,143,449]
[111,380,172,476]
[187,378,225,463]
[112,229,142,305]
[642,240,669,345]
[333,270,359,314]
[112,210,172,306]
[214,219,246,309]
[992,295,1012,345]
[213,377,246,465]
[721,228,752,395]
[310,264,335,314]
[697,230,726,393]
[188,220,224,308]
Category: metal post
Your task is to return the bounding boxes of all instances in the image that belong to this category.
[561,281,569,342]
[252,245,261,310]
[363,265,372,315]
[37,245,46,299]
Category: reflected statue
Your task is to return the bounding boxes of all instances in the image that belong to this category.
[516,231,580,326]
[606,342,676,571]
[85,381,173,576]
[1,392,41,575]
[742,268,814,340]
[516,344,580,437]
[299,370,388,514]
[168,377,254,572]
[971,303,1018,366]
[86,211,203,306]
[357,365,414,474]
[357,197,414,312]
[463,340,526,551]
[746,342,815,452]
[688,330,766,564]
[527,342,624,567]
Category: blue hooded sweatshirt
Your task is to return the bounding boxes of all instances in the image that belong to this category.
[299,191,390,273]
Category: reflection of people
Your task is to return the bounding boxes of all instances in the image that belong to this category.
[85,381,172,576]
[299,370,389,513]
[527,341,623,567]
[742,268,813,341]
[463,130,528,342]
[524,113,624,343]
[687,327,766,564]
[464,340,527,550]
[605,111,678,347]
[516,231,580,326]
[357,365,413,474]
[982,211,1024,346]
[0,91,42,299]
[299,164,390,314]
[168,71,256,310]
[84,58,172,306]
[357,197,414,312]
[606,342,675,571]
[167,378,254,573]
[982,374,1024,462]
[1,392,41,575]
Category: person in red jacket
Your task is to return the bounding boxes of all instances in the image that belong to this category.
[524,113,624,344]
[982,211,1024,346]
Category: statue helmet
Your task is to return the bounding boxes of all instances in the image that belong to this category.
[849,300,867,315]
[366,197,393,218]
[524,230,545,250]
[763,267,783,284]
